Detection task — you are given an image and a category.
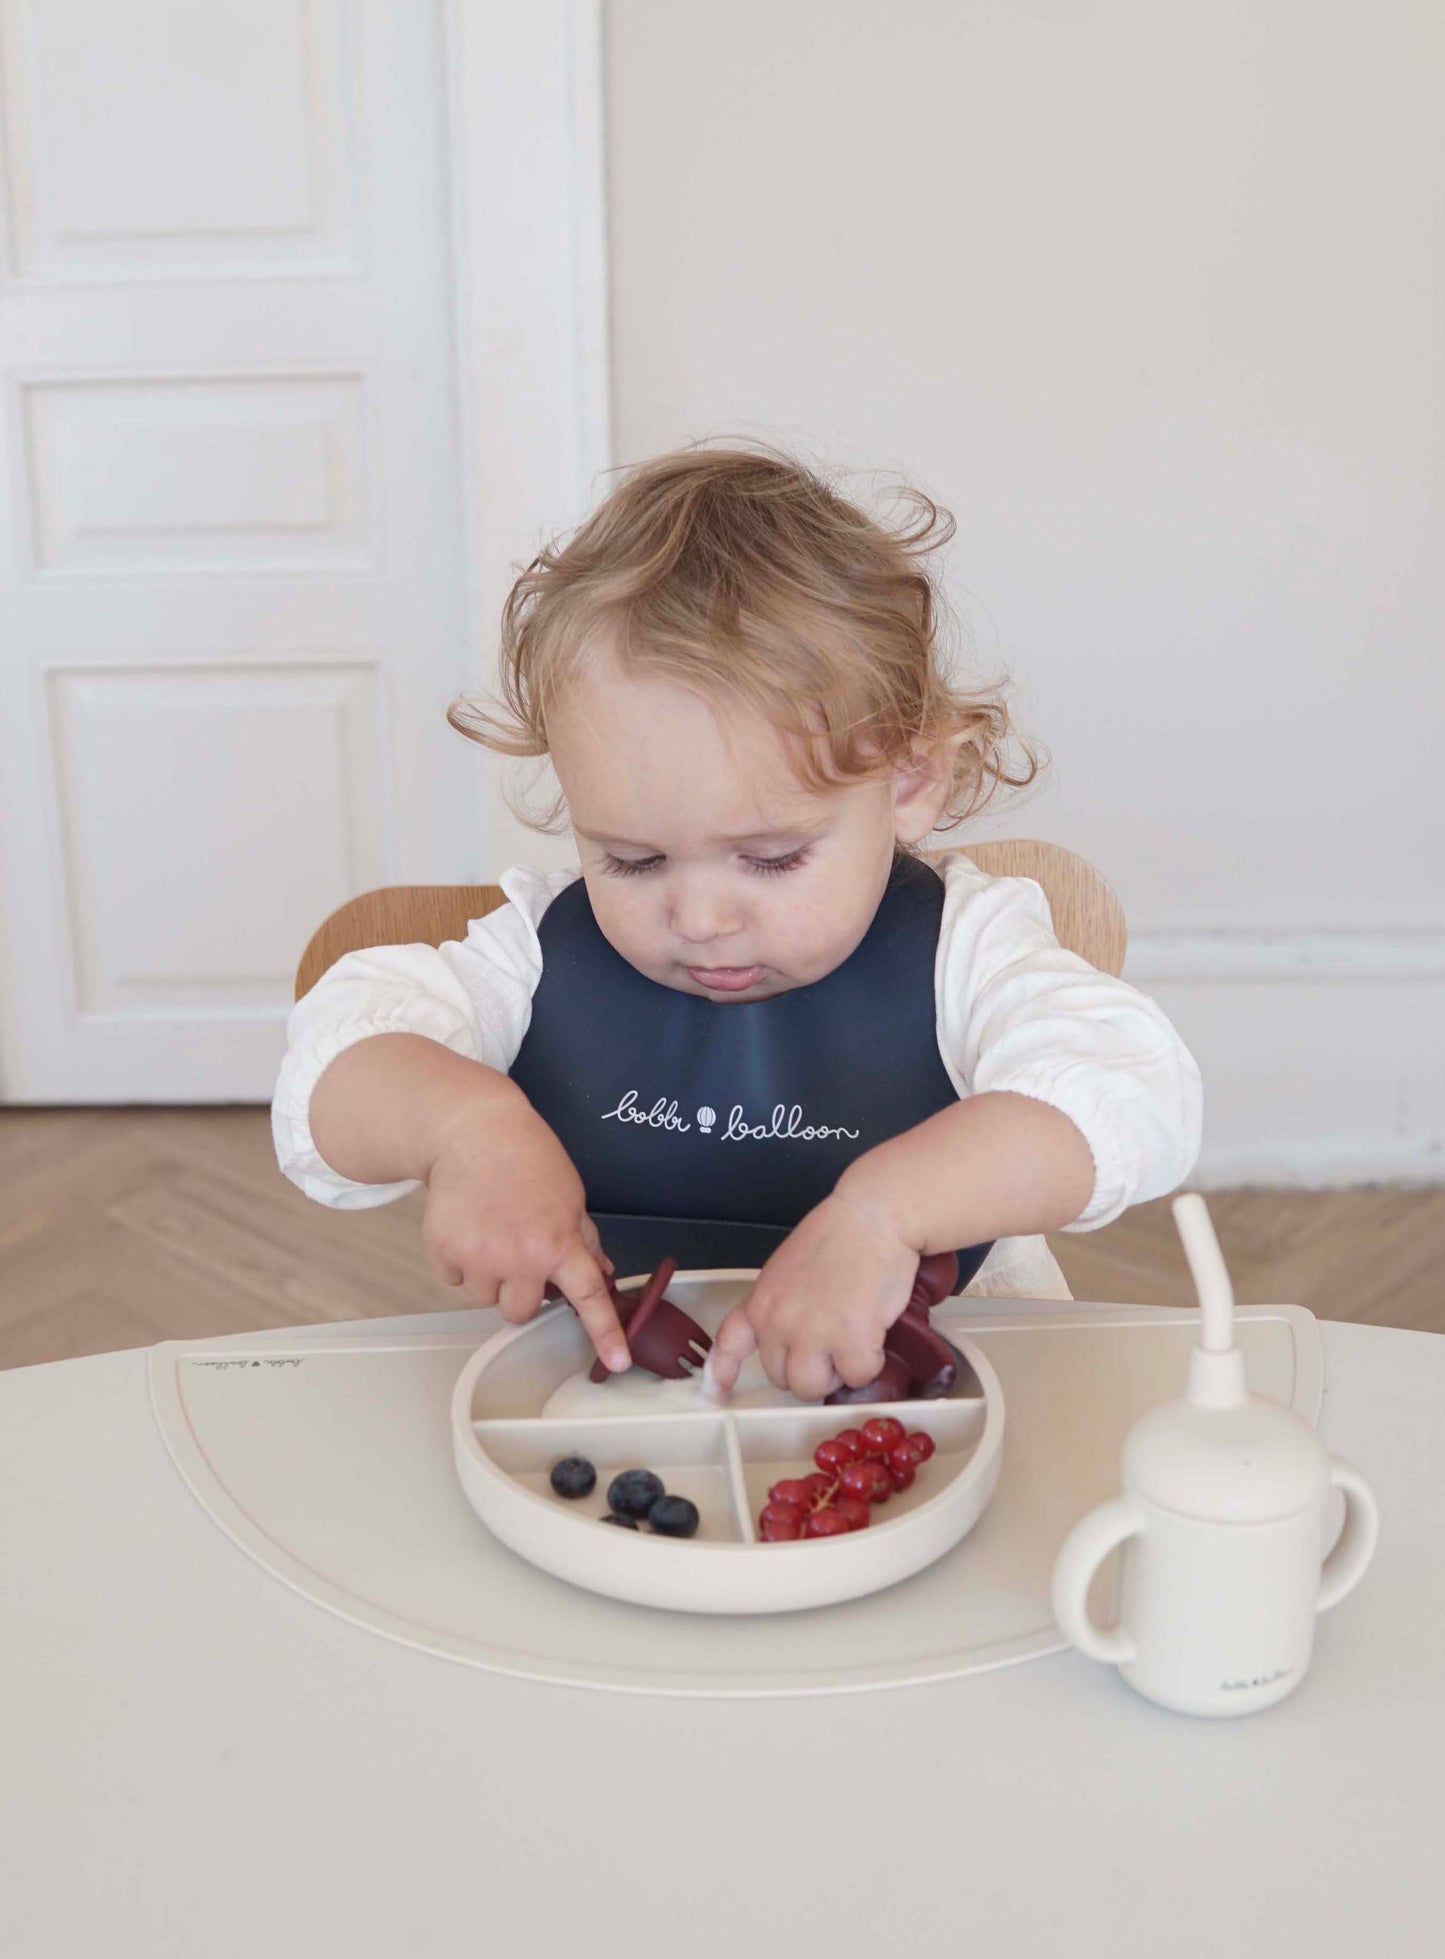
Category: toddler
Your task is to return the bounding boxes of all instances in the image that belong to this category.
[273,443,1202,1401]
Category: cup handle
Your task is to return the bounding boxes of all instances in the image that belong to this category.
[1317,1457,1380,1613]
[1051,1495,1145,1664]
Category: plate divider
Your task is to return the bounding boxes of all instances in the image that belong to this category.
[720,1413,757,1545]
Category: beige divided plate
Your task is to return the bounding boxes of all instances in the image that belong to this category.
[451,1274,1004,1615]
[149,1292,1322,1697]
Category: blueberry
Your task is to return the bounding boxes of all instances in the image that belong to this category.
[549,1455,597,1500]
[601,1512,639,1529]
[607,1468,665,1519]
[647,1494,700,1539]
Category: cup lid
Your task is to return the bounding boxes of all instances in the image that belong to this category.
[1123,1391,1330,1522]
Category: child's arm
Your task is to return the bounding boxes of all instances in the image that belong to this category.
[709,1092,1093,1399]
[839,1090,1097,1260]
[271,868,628,1370]
[712,854,1203,1398]
[307,1033,629,1372]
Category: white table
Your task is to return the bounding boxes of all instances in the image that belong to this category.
[2,1310,1442,1959]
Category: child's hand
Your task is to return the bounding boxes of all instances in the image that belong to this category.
[422,1085,630,1372]
[710,1186,921,1400]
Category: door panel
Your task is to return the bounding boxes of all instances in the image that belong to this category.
[0,0,477,1100]
[2,0,359,281]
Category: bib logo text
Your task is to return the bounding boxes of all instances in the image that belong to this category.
[601,1088,859,1143]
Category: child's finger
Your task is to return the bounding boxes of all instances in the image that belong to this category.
[833,1335,887,1390]
[786,1347,841,1404]
[421,1231,464,1287]
[757,1333,792,1393]
[579,1215,614,1274]
[460,1268,503,1309]
[496,1275,545,1325]
[553,1243,631,1373]
[709,1305,757,1392]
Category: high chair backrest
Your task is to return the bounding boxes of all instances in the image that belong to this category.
[293,841,1127,1001]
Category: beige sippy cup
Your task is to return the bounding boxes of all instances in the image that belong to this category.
[1051,1193,1379,1717]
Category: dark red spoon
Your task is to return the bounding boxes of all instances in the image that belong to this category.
[825,1250,961,1404]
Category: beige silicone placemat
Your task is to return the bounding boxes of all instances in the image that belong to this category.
[149,1295,1320,1697]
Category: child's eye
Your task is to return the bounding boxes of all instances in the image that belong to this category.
[600,852,664,877]
[599,846,812,878]
[743,847,812,877]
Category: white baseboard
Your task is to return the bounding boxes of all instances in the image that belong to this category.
[1192,1143,1445,1189]
[1127,930,1445,985]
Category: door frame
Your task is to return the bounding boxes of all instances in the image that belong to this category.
[443,0,612,871]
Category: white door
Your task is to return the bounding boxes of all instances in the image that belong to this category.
[0,0,485,1102]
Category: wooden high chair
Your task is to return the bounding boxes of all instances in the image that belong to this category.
[294,842,1127,999]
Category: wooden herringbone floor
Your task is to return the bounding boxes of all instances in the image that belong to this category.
[1,1106,1441,1371]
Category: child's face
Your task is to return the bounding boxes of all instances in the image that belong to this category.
[547,651,950,1001]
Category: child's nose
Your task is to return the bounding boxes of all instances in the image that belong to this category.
[669,882,744,946]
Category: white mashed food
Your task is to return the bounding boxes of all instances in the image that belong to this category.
[541,1352,804,1420]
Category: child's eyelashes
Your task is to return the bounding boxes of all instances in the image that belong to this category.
[744,846,812,877]
[597,847,813,879]
[600,852,665,878]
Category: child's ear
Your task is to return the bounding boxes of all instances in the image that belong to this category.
[891,730,967,846]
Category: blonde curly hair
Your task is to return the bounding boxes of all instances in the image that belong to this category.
[449,438,1040,832]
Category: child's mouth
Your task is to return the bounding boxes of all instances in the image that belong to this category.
[686,964,765,993]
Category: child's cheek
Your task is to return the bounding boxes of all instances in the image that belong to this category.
[584,879,659,975]
[772,876,875,984]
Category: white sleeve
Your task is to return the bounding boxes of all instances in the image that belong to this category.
[270,865,579,1209]
[933,852,1203,1231]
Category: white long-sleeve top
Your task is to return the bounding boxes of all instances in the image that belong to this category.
[272,852,1202,1301]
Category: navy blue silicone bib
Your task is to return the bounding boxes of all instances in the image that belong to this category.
[509,853,993,1282]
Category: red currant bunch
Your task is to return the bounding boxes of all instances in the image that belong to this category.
[756,1420,937,1540]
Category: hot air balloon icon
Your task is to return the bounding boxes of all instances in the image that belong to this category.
[696,1105,717,1134]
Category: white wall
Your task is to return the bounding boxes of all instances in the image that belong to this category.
[601,0,1444,1184]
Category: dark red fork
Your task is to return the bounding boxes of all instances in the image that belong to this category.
[585,1256,713,1383]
